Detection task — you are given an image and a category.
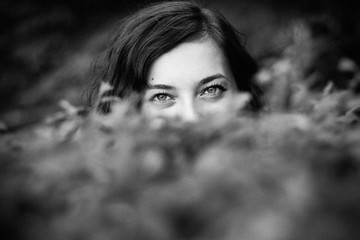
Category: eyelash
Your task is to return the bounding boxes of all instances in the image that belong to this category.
[200,83,228,95]
[151,92,174,103]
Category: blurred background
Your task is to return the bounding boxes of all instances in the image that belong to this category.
[1,0,360,129]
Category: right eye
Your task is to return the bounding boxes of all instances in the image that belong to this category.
[151,93,175,104]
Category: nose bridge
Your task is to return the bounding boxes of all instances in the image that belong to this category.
[180,95,199,122]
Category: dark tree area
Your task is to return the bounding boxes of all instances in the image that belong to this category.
[0,0,143,128]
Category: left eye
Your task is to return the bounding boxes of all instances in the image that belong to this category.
[151,93,175,104]
[200,85,226,98]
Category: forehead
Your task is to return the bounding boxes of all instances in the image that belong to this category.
[148,39,231,86]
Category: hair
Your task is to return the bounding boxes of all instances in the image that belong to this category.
[87,0,263,113]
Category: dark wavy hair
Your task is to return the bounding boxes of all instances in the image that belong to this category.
[88,0,262,113]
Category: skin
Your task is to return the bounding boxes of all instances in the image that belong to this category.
[142,38,237,122]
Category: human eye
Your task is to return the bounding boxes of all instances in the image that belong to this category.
[199,83,227,99]
[151,92,175,104]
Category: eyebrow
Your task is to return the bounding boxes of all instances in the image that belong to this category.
[198,74,229,85]
[148,84,176,90]
[148,74,229,90]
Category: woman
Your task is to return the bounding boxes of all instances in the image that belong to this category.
[88,0,262,121]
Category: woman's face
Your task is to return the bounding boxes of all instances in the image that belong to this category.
[142,39,237,122]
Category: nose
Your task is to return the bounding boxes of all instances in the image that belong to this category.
[179,99,199,122]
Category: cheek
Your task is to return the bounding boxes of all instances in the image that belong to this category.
[142,103,180,119]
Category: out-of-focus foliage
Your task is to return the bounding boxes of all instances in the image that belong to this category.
[1,90,360,240]
[0,0,142,127]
